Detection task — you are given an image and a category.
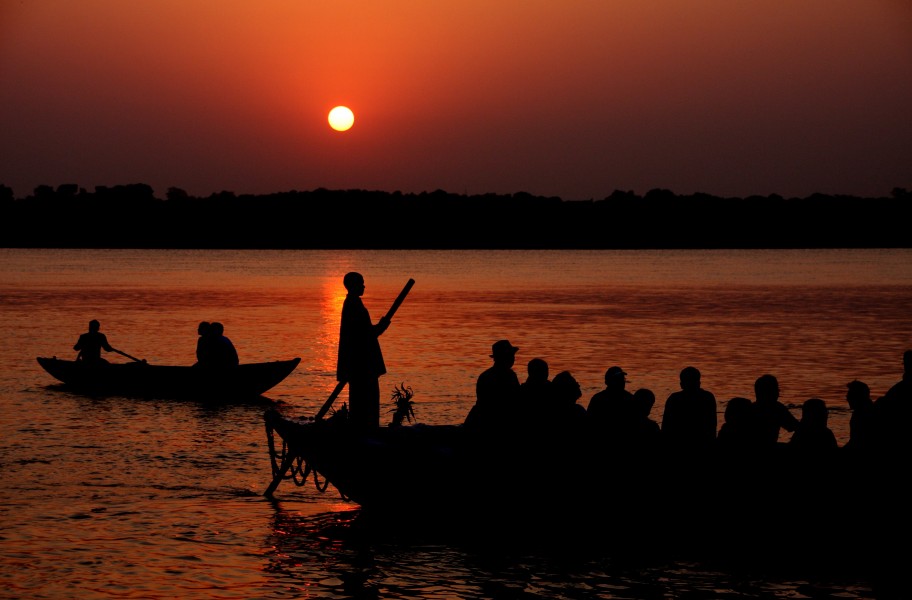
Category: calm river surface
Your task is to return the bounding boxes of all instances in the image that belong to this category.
[1,248,910,599]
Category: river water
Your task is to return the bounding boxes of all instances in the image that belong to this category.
[1,248,910,599]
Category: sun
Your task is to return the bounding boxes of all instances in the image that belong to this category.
[328,106,354,132]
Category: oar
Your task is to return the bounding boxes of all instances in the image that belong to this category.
[112,348,146,363]
[314,278,415,421]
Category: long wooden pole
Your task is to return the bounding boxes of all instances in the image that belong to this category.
[383,278,415,322]
[314,278,415,421]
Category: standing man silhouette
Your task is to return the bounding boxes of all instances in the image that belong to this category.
[337,272,390,431]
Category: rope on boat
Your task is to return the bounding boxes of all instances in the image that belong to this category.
[265,419,348,500]
[266,422,310,486]
[313,469,331,493]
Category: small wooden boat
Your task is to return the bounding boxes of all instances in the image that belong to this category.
[37,356,301,399]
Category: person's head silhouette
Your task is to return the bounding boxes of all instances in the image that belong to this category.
[604,366,627,389]
[526,357,549,382]
[490,339,518,366]
[754,374,779,402]
[343,272,365,295]
[679,366,701,390]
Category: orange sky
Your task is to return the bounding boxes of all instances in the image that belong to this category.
[1,0,910,200]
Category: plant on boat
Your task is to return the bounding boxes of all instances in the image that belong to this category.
[329,402,348,423]
[389,382,416,426]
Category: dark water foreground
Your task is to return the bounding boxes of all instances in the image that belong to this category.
[266,503,893,600]
[267,422,910,600]
[264,404,910,600]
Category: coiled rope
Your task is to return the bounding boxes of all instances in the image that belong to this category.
[265,421,340,497]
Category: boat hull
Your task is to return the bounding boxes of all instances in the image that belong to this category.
[267,411,468,511]
[37,356,301,399]
[263,407,911,580]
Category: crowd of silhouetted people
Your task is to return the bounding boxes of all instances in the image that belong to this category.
[461,340,912,474]
[455,341,911,576]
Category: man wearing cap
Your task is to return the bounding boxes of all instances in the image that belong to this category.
[464,339,521,434]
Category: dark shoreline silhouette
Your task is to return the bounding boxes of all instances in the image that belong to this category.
[1,182,910,249]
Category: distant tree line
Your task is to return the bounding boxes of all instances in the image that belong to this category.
[1,183,910,249]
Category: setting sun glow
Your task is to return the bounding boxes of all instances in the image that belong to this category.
[328,106,354,132]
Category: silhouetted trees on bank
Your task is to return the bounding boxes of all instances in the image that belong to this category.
[1,183,910,249]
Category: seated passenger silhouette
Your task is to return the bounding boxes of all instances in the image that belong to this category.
[543,370,588,477]
[535,370,586,434]
[751,374,799,449]
[879,349,912,406]
[874,349,912,457]
[625,387,664,522]
[661,366,718,455]
[74,319,115,365]
[788,398,839,517]
[630,387,662,451]
[714,396,762,531]
[587,365,636,448]
[868,351,911,593]
[715,396,760,500]
[464,339,521,436]
[661,368,719,511]
[549,370,587,430]
[716,396,757,454]
[194,321,213,366]
[789,398,838,456]
[519,357,552,430]
[207,321,239,367]
[843,380,878,457]
[840,380,882,515]
[462,340,523,492]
